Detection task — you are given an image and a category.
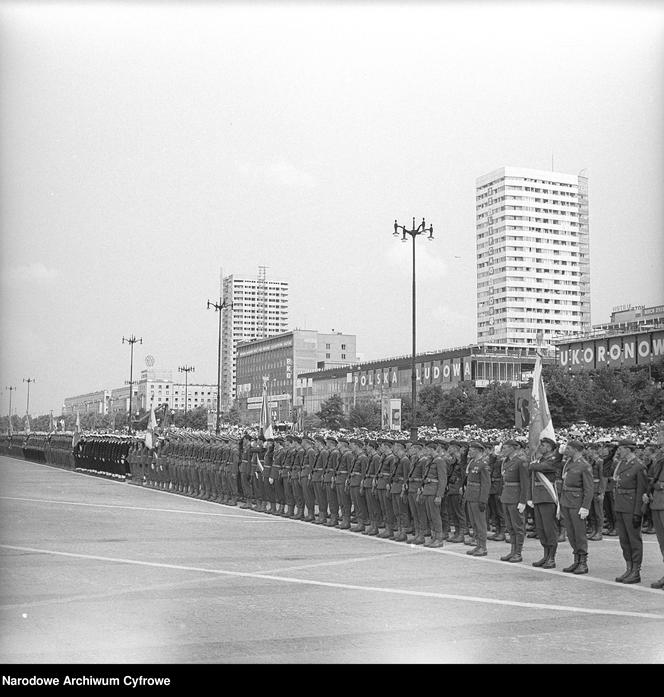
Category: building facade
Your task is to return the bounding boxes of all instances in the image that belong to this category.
[476,166,591,347]
[235,330,357,422]
[63,390,110,416]
[135,369,218,413]
[221,270,289,408]
[296,343,552,417]
[591,303,664,335]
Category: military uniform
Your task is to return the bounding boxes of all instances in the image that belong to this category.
[422,443,448,548]
[463,442,491,556]
[612,441,648,583]
[300,437,317,521]
[406,443,429,545]
[323,438,340,526]
[335,439,353,529]
[487,448,506,541]
[528,441,562,568]
[375,441,396,539]
[445,444,467,543]
[311,436,328,524]
[587,445,606,540]
[560,441,593,574]
[498,441,529,563]
[349,440,369,532]
[364,441,384,536]
[269,439,286,514]
[647,448,664,589]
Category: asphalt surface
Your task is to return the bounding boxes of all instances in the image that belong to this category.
[1,455,663,664]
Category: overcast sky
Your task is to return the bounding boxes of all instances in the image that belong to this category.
[1,0,663,417]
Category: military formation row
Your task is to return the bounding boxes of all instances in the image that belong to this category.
[3,429,663,589]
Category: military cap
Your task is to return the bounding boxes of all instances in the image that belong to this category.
[314,435,326,444]
[377,437,393,445]
[468,440,485,451]
[540,437,558,449]
[338,437,350,444]
[366,439,379,448]
[275,436,285,444]
[325,435,338,443]
[448,440,463,448]
[349,437,364,445]
[566,439,585,452]
[504,439,521,448]
[617,439,637,449]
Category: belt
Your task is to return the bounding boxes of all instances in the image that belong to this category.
[380,472,391,477]
[656,482,664,490]
[424,479,439,484]
[616,487,636,494]
[503,482,520,487]
[409,477,422,482]
[337,470,348,475]
[563,486,582,491]
[313,468,324,472]
[593,478,600,483]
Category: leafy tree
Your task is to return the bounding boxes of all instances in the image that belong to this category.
[417,386,444,426]
[475,382,515,428]
[585,367,640,426]
[435,386,480,427]
[347,400,381,430]
[317,394,347,430]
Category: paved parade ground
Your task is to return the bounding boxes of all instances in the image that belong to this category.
[1,455,663,665]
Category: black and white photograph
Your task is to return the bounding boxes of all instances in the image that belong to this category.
[1,0,663,672]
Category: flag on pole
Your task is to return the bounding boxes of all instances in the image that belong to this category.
[145,405,157,449]
[72,411,82,448]
[259,380,274,440]
[528,350,556,457]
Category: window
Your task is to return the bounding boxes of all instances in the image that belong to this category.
[341,344,346,350]
[325,343,331,349]
[326,353,331,359]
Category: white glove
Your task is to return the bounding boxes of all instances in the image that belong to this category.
[517,503,526,514]
[269,477,274,485]
[527,500,534,508]
[578,507,589,520]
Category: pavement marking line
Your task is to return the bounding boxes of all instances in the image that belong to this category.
[255,551,411,576]
[1,544,662,621]
[0,497,286,521]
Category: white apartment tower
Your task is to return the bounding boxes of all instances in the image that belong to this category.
[221,268,289,408]
[476,166,591,347]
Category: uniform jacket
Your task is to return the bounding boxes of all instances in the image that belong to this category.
[649,452,664,511]
[369,452,385,490]
[407,454,428,490]
[612,452,648,515]
[349,451,368,487]
[324,447,340,483]
[391,454,410,495]
[529,451,561,504]
[488,453,503,496]
[463,454,491,504]
[446,455,464,495]
[269,446,286,479]
[422,454,447,498]
[560,455,593,510]
[311,447,326,482]
[301,445,316,478]
[499,452,529,505]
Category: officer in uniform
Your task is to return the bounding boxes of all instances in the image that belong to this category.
[405,441,429,545]
[560,440,593,574]
[323,436,340,526]
[587,443,606,541]
[422,440,448,548]
[498,439,529,563]
[349,438,369,533]
[311,435,328,524]
[646,445,664,589]
[364,439,383,537]
[375,438,396,539]
[600,440,619,535]
[445,441,467,543]
[487,443,506,542]
[528,436,562,568]
[290,435,305,519]
[335,437,353,529]
[250,436,266,512]
[390,439,411,542]
[612,439,648,584]
[268,436,286,514]
[225,437,240,505]
[463,441,491,556]
[300,435,317,521]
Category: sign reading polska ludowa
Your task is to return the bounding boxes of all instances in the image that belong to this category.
[557,330,664,371]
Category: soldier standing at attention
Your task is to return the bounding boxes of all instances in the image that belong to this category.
[645,445,664,589]
[364,439,383,537]
[239,433,253,508]
[300,435,317,522]
[560,440,593,575]
[445,442,467,544]
[389,440,410,542]
[349,438,370,533]
[335,438,353,530]
[587,443,606,541]
[324,436,340,527]
[463,441,491,557]
[422,441,448,548]
[375,439,396,539]
[528,437,562,569]
[487,443,506,542]
[311,435,328,524]
[612,439,648,584]
[269,436,286,515]
[406,441,428,545]
[498,440,529,563]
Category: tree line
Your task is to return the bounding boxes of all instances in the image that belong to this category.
[313,361,664,431]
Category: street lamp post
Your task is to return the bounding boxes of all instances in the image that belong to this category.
[207,296,233,434]
[122,335,142,434]
[178,365,195,415]
[5,386,16,434]
[23,378,35,416]
[393,217,434,442]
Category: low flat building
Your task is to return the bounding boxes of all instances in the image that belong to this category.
[295,343,551,416]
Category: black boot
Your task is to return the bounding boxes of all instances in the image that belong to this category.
[542,544,557,569]
[500,540,516,562]
[563,553,579,573]
[621,565,641,584]
[615,563,633,583]
[532,545,549,567]
[573,552,589,575]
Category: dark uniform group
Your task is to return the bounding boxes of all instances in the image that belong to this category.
[7,426,664,589]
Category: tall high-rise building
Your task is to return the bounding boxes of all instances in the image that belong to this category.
[476,166,591,347]
[221,269,289,407]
